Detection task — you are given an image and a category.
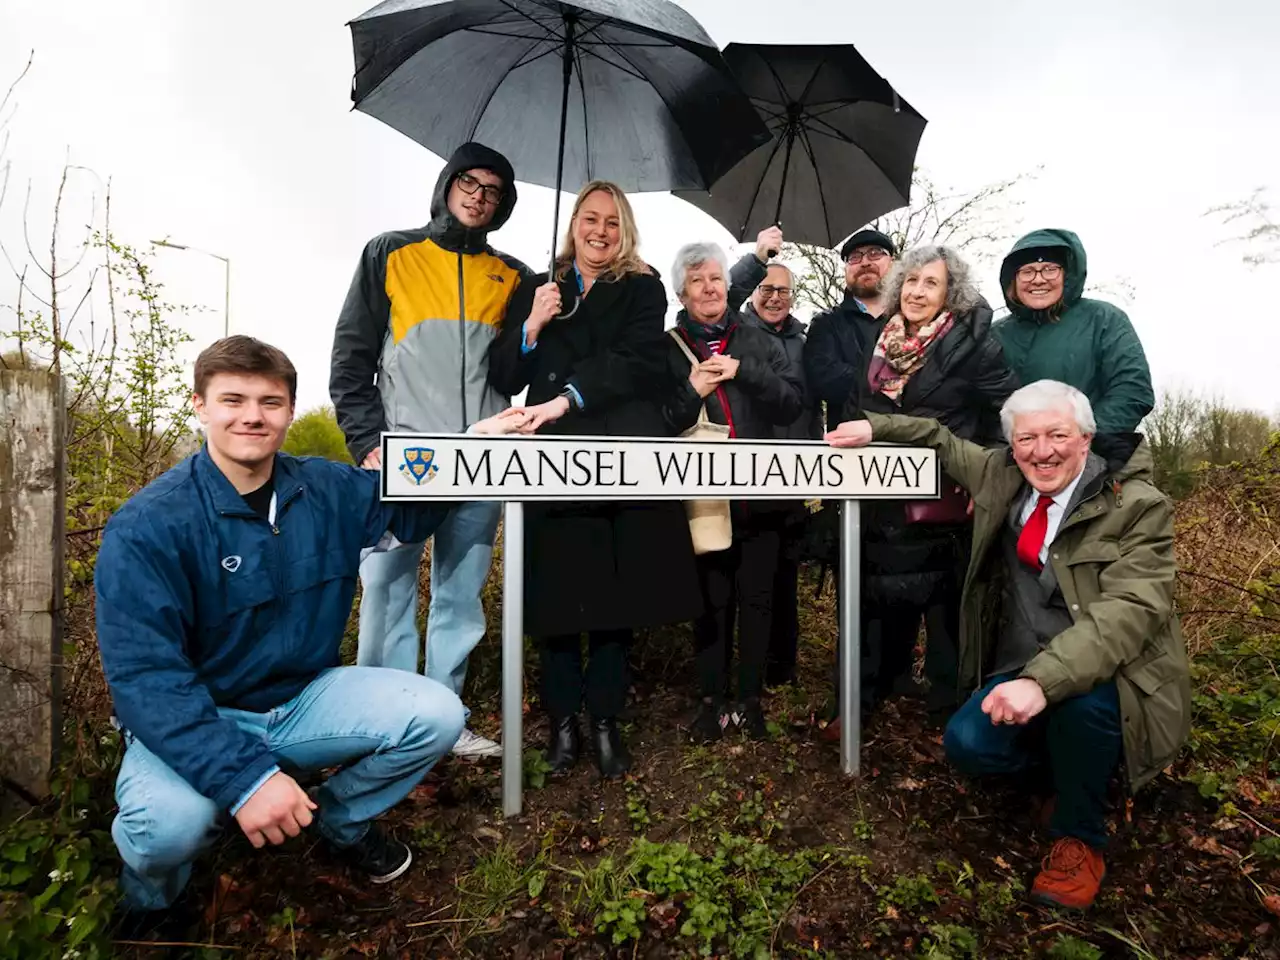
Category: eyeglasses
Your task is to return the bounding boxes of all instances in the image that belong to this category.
[846,248,889,265]
[1016,263,1063,282]
[757,284,793,300]
[455,172,504,206]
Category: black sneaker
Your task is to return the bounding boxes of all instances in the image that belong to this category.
[690,696,728,743]
[337,823,413,884]
[734,698,768,740]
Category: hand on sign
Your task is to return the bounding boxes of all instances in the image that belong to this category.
[361,448,383,470]
[471,408,535,435]
[700,354,739,382]
[824,420,873,448]
[689,366,720,399]
[519,396,572,433]
[755,225,783,261]
[233,771,317,848]
[981,678,1047,726]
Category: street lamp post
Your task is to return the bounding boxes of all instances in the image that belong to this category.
[150,239,231,338]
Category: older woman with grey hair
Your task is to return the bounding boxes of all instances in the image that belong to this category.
[660,241,803,742]
[837,243,1019,731]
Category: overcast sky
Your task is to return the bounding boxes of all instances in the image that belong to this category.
[2,0,1278,415]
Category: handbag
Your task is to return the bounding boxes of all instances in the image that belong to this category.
[668,329,732,554]
[903,477,971,525]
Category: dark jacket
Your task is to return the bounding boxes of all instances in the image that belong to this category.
[803,290,881,421]
[330,142,530,462]
[487,268,702,637]
[660,309,805,442]
[852,302,1019,607]
[854,301,1018,446]
[728,254,824,440]
[868,414,1190,792]
[993,228,1153,434]
[94,450,448,811]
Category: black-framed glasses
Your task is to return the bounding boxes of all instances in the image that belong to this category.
[455,172,504,206]
[757,284,793,300]
[1016,263,1063,282]
[846,248,889,265]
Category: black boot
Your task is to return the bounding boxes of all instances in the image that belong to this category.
[546,715,580,774]
[590,717,631,779]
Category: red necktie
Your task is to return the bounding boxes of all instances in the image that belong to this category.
[1017,495,1053,571]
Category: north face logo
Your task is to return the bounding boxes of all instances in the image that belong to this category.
[221,555,242,573]
[486,273,506,283]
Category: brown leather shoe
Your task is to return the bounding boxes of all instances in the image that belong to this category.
[1031,837,1106,910]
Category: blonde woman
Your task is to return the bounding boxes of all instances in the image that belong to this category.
[488,181,701,778]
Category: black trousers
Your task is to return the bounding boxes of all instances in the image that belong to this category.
[765,528,802,684]
[860,569,962,711]
[693,523,781,702]
[539,629,632,720]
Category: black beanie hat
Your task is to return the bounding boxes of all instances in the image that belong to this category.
[1005,245,1068,274]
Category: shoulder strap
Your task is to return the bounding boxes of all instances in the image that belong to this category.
[668,329,713,427]
[668,327,700,369]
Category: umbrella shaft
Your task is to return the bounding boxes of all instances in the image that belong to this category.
[549,16,576,278]
[773,124,797,227]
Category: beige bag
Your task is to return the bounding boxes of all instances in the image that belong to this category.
[668,330,732,554]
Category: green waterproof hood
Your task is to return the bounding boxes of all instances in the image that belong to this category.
[1000,228,1088,318]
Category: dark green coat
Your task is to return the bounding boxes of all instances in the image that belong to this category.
[866,412,1191,792]
[992,229,1154,434]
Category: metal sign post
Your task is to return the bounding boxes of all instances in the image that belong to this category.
[838,501,862,776]
[381,433,935,817]
[501,501,524,817]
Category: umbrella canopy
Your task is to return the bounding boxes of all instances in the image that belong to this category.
[673,43,927,249]
[349,0,770,196]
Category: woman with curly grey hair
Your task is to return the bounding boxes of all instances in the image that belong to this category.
[842,244,1018,729]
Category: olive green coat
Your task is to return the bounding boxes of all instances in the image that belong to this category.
[866,412,1191,791]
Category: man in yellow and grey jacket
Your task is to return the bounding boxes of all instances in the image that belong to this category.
[330,141,530,759]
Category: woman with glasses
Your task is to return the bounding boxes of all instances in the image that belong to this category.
[842,245,1018,729]
[993,230,1153,437]
[487,181,702,779]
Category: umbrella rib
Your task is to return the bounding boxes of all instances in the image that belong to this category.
[573,42,592,183]
[494,0,564,43]
[795,125,836,246]
[464,32,547,142]
[506,42,564,72]
[738,133,789,240]
[576,42,649,83]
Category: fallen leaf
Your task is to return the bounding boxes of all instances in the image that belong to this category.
[1187,834,1241,859]
[1144,884,1154,897]
[473,825,503,843]
[895,777,925,791]
[992,855,1012,871]
[884,905,900,920]
[1263,894,1280,918]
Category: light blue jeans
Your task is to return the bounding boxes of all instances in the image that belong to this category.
[357,500,501,702]
[112,667,464,910]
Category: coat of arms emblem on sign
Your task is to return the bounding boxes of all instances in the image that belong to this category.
[399,447,439,485]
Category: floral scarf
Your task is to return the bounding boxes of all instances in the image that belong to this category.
[867,311,954,402]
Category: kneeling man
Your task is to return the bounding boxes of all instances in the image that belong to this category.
[827,379,1190,909]
[97,336,526,915]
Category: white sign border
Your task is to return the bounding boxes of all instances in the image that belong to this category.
[379,432,940,503]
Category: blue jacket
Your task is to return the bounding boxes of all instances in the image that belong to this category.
[95,447,447,811]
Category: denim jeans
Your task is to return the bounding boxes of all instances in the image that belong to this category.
[943,671,1122,848]
[112,667,464,910]
[357,500,501,701]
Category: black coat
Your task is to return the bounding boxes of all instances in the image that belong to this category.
[660,311,804,441]
[803,291,882,420]
[661,310,804,522]
[852,303,1020,606]
[488,268,702,637]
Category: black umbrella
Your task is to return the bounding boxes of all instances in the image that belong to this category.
[673,43,927,249]
[349,0,770,272]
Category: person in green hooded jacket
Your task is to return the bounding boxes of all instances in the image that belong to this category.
[993,229,1154,436]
